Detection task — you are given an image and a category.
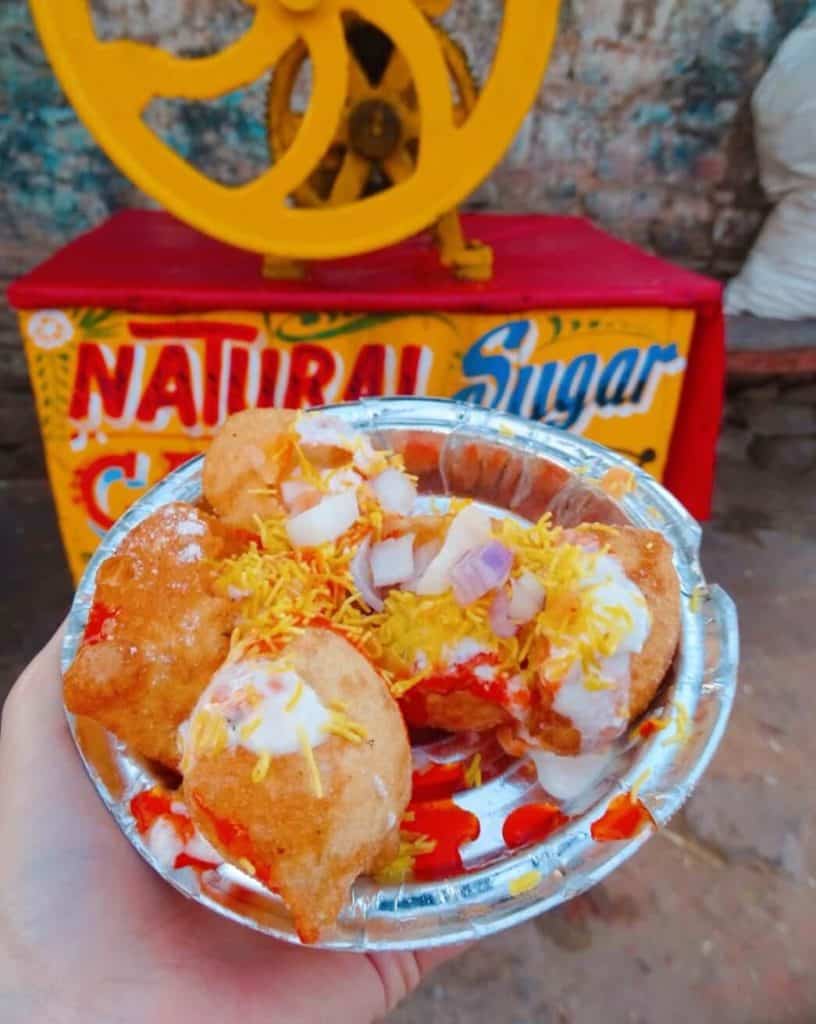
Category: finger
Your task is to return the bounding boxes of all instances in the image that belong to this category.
[414,940,474,975]
[366,942,474,1016]
[1,619,69,742]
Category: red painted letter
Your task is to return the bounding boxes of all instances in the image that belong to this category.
[344,344,385,400]
[284,345,335,408]
[69,343,134,422]
[136,345,197,427]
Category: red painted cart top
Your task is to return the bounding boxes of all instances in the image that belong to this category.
[9,211,721,314]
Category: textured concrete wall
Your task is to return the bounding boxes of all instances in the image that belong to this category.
[0,0,813,478]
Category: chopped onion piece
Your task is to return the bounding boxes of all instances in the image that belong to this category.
[402,538,442,591]
[285,490,358,548]
[508,571,546,622]
[370,534,415,588]
[451,541,514,606]
[489,589,517,637]
[350,536,383,611]
[489,571,546,636]
[326,467,363,493]
[371,468,417,515]
[280,479,319,513]
[414,505,493,595]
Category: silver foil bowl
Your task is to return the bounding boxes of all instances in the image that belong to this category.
[62,398,739,950]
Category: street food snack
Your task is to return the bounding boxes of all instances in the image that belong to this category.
[64,406,683,941]
[63,503,244,768]
[364,508,680,757]
[180,629,411,943]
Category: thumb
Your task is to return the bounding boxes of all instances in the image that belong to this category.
[1,620,68,743]
[366,942,473,1017]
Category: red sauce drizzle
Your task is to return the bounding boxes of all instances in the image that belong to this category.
[637,718,667,740]
[84,601,117,644]
[130,788,193,843]
[232,528,262,547]
[400,656,509,727]
[502,802,568,849]
[191,790,272,887]
[174,852,219,872]
[591,793,654,842]
[411,761,468,801]
[406,799,480,880]
[130,788,173,834]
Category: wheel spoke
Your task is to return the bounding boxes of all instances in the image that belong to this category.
[348,52,373,98]
[111,4,296,106]
[243,14,349,205]
[382,147,415,186]
[278,111,304,153]
[31,0,299,117]
[452,102,469,128]
[328,151,371,206]
[353,0,454,174]
[380,48,414,94]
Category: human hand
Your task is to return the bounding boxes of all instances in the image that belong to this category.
[0,626,464,1024]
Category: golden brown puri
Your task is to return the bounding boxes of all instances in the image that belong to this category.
[400,689,511,733]
[63,503,243,768]
[529,525,682,754]
[202,408,297,530]
[184,629,411,944]
[399,525,680,753]
[593,526,681,720]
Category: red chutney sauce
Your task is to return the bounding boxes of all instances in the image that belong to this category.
[130,788,193,843]
[190,790,273,887]
[192,791,254,860]
[406,800,480,880]
[411,761,468,802]
[637,717,667,740]
[130,788,173,834]
[399,656,509,727]
[502,802,568,849]
[591,793,654,842]
[84,601,117,644]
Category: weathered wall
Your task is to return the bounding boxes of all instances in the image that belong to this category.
[0,0,812,478]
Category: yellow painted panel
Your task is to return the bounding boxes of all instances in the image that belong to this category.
[20,305,694,581]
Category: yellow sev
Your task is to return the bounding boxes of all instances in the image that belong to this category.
[323,710,368,744]
[216,515,369,656]
[251,751,271,784]
[509,869,542,896]
[297,726,324,798]
[216,485,637,704]
[374,834,437,885]
[464,753,483,789]
[369,514,636,697]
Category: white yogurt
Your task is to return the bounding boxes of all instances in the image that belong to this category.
[530,749,615,802]
[551,554,651,750]
[182,659,331,763]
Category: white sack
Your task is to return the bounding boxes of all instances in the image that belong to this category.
[725,13,816,319]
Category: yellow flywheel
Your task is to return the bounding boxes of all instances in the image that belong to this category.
[29,0,561,261]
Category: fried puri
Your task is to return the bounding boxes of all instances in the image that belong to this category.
[527,525,681,755]
[400,687,511,733]
[182,629,411,944]
[202,408,297,530]
[202,408,375,532]
[63,503,243,768]
[396,525,680,751]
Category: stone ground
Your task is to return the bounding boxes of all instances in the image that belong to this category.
[1,402,815,1023]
